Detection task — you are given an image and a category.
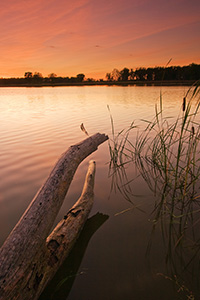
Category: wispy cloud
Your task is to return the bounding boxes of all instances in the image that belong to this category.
[0,0,199,78]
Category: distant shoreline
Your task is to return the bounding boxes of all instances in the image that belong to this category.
[0,80,196,88]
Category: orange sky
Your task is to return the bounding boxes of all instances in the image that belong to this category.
[1,0,200,79]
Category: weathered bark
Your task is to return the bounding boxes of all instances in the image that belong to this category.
[0,133,108,300]
[40,212,109,300]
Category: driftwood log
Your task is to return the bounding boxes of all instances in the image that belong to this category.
[40,212,109,299]
[0,133,108,300]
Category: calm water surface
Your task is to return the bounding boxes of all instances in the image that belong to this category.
[0,86,199,299]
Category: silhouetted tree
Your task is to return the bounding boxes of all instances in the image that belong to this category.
[152,67,163,80]
[33,72,43,83]
[24,72,33,79]
[106,73,112,81]
[134,68,148,80]
[129,69,135,80]
[111,68,120,81]
[48,73,57,79]
[47,73,57,83]
[76,74,85,82]
[33,72,43,79]
[146,68,154,80]
[120,67,129,81]
[187,63,200,80]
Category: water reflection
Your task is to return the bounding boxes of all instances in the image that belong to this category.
[39,213,109,300]
[109,157,200,298]
[108,84,200,298]
[146,208,200,298]
[0,85,197,299]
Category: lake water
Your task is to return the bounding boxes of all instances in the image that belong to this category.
[0,85,199,299]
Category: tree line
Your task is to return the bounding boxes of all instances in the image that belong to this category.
[0,72,87,85]
[106,63,200,81]
[0,63,199,86]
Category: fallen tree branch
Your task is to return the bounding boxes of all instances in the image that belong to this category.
[40,212,109,300]
[0,133,108,300]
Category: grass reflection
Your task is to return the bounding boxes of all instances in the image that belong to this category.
[108,81,200,298]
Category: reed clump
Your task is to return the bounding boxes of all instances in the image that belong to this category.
[108,80,200,299]
[108,81,200,296]
[108,81,200,224]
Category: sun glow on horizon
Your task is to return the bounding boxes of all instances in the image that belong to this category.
[0,0,199,79]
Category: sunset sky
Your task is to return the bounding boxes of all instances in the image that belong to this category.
[1,0,200,79]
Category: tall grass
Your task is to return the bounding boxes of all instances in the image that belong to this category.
[109,81,200,204]
[108,81,200,297]
[108,80,200,244]
[107,105,137,202]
